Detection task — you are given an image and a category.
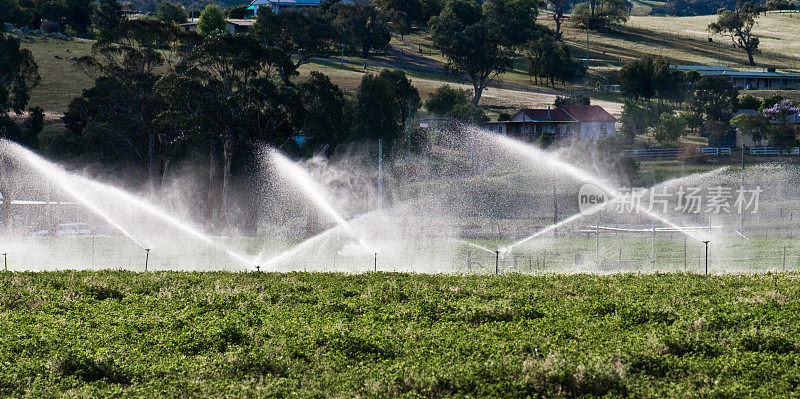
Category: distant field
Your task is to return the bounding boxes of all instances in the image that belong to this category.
[15,11,800,119]
[553,12,800,77]
[3,271,800,397]
[19,37,94,115]
[628,12,800,64]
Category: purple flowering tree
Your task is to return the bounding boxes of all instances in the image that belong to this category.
[761,100,799,153]
[762,100,799,120]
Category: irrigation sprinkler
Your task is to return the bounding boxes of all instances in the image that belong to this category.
[255,265,260,272]
[783,246,787,271]
[494,251,500,275]
[703,241,709,275]
[144,248,150,272]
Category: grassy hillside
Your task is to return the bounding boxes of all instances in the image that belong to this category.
[3,271,800,397]
[16,11,800,119]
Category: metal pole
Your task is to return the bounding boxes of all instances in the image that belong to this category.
[586,28,590,71]
[374,252,377,272]
[683,237,687,272]
[595,218,599,266]
[495,251,499,275]
[783,246,787,271]
[741,146,745,232]
[406,101,412,157]
[2,253,6,271]
[703,241,709,275]
[145,248,150,272]
[377,139,383,209]
[552,177,558,237]
[651,226,656,268]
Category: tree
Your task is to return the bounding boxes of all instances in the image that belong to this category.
[548,0,570,34]
[430,0,538,105]
[730,112,769,143]
[0,33,40,147]
[36,0,94,34]
[155,32,297,220]
[425,85,470,115]
[651,111,688,146]
[691,76,738,123]
[63,22,175,188]
[762,101,800,153]
[374,0,443,32]
[329,0,391,58]
[351,73,402,148]
[376,69,420,129]
[738,94,760,109]
[571,0,628,30]
[526,30,577,87]
[708,0,761,66]
[298,71,348,150]
[618,99,671,142]
[93,0,124,40]
[619,56,687,102]
[555,95,590,106]
[0,33,40,116]
[253,7,334,84]
[197,4,226,35]
[156,1,187,24]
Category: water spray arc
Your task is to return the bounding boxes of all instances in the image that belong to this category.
[486,132,708,252]
[266,148,376,255]
[2,140,254,269]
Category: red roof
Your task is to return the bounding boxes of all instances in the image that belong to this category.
[516,108,575,122]
[559,105,617,122]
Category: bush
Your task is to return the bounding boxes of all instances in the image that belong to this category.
[156,1,187,24]
[425,85,470,115]
[555,95,590,106]
[198,4,226,35]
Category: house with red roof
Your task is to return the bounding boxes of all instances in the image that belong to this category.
[484,105,616,140]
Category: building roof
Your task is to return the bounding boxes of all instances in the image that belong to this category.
[515,108,576,122]
[672,64,800,79]
[559,105,617,122]
[250,0,325,6]
[673,65,736,72]
[717,70,800,79]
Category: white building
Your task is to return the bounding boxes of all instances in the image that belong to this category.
[483,105,616,140]
[249,0,326,15]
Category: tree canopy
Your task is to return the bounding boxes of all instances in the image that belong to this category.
[429,0,538,105]
[197,4,226,35]
[708,0,761,66]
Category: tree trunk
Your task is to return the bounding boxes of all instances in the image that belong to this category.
[148,132,157,190]
[746,49,755,66]
[554,14,562,34]
[471,81,484,106]
[221,134,234,217]
[278,65,295,86]
[158,133,167,185]
[207,140,221,224]
[0,157,11,233]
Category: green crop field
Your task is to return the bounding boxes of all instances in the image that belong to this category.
[3,271,800,397]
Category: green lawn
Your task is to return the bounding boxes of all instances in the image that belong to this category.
[19,37,94,114]
[3,271,800,397]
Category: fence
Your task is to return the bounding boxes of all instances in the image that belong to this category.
[621,147,731,158]
[750,146,800,155]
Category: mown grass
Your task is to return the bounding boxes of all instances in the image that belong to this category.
[3,271,800,397]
